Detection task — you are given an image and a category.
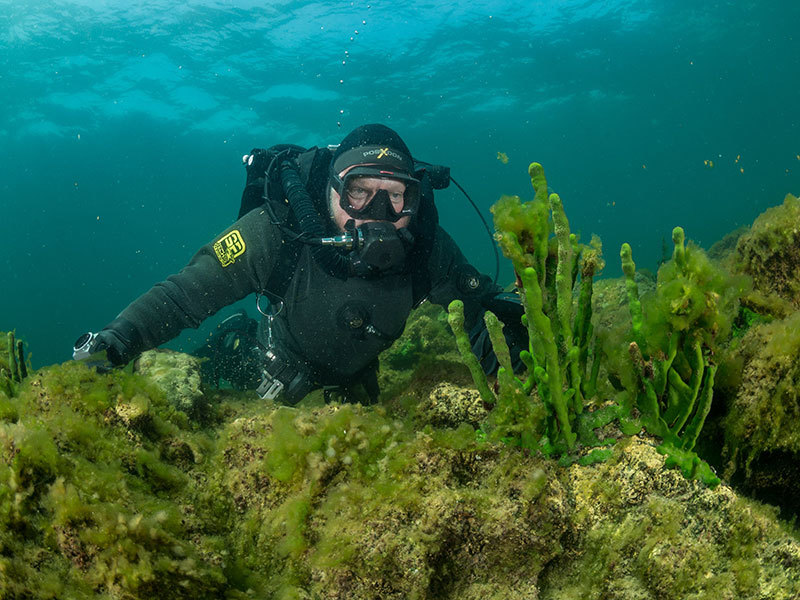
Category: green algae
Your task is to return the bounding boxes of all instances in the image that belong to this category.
[540,436,800,600]
[200,400,569,599]
[448,163,614,460]
[0,361,228,599]
[3,347,800,598]
[735,193,800,317]
[616,229,750,487]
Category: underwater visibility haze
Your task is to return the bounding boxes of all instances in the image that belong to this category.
[1,0,799,367]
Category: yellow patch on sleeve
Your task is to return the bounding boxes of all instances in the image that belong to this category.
[213,229,246,267]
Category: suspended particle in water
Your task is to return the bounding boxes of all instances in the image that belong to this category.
[340,109,344,114]
[337,121,342,127]
[362,20,366,24]
[339,79,344,84]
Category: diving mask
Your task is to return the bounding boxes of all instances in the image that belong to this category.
[331,167,421,222]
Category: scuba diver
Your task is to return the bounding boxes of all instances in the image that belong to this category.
[73,124,524,404]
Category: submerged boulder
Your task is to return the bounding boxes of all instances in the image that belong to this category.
[718,311,800,518]
[1,353,799,598]
[735,193,800,316]
[134,348,207,417]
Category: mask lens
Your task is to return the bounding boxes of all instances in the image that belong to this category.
[337,171,420,222]
[345,181,377,210]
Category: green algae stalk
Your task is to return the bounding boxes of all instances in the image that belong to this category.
[447,300,495,405]
[484,310,512,376]
[7,332,20,383]
[518,267,576,449]
[527,162,550,280]
[672,226,686,270]
[680,364,717,451]
[549,192,582,410]
[620,243,645,350]
[17,340,27,380]
[550,192,575,348]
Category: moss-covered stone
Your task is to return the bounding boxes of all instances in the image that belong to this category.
[3,350,800,598]
[378,301,471,407]
[134,348,208,418]
[540,436,800,600]
[735,193,800,317]
[200,400,570,599]
[0,361,228,599]
[415,382,489,429]
[719,311,800,518]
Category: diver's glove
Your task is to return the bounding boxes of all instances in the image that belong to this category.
[242,148,270,184]
[470,291,528,375]
[72,318,143,370]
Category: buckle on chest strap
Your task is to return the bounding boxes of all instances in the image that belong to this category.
[256,374,284,400]
[256,348,316,404]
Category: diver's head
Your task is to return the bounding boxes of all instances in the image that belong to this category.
[329,124,420,232]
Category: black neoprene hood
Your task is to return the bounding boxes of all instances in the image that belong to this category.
[331,124,415,178]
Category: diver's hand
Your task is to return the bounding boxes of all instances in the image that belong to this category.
[242,148,270,183]
[72,318,143,369]
[89,329,136,366]
[471,292,528,376]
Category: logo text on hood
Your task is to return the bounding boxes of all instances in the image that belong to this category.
[361,147,403,161]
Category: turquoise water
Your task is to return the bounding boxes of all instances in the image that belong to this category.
[1,0,798,367]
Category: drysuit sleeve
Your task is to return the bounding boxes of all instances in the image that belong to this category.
[426,226,500,327]
[109,207,281,353]
[426,226,527,375]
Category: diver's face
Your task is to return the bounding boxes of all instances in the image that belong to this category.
[329,172,411,232]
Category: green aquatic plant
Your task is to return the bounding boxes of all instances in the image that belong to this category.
[735,193,800,317]
[0,360,230,599]
[618,227,749,487]
[449,162,749,486]
[449,163,617,462]
[1,331,29,397]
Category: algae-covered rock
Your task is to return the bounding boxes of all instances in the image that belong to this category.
[0,361,228,599]
[540,435,800,599]
[3,355,799,599]
[200,402,569,599]
[416,382,489,429]
[198,402,800,600]
[379,301,471,403]
[134,348,208,417]
[719,311,800,517]
[735,193,800,316]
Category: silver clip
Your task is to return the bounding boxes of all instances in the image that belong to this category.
[256,374,284,400]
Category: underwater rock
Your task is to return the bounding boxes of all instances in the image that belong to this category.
[202,402,800,599]
[540,434,800,599]
[0,361,227,599]
[416,382,489,429]
[203,401,570,599]
[3,357,799,598]
[134,349,207,417]
[590,272,656,333]
[719,311,800,519]
[735,193,800,316]
[378,301,470,402]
